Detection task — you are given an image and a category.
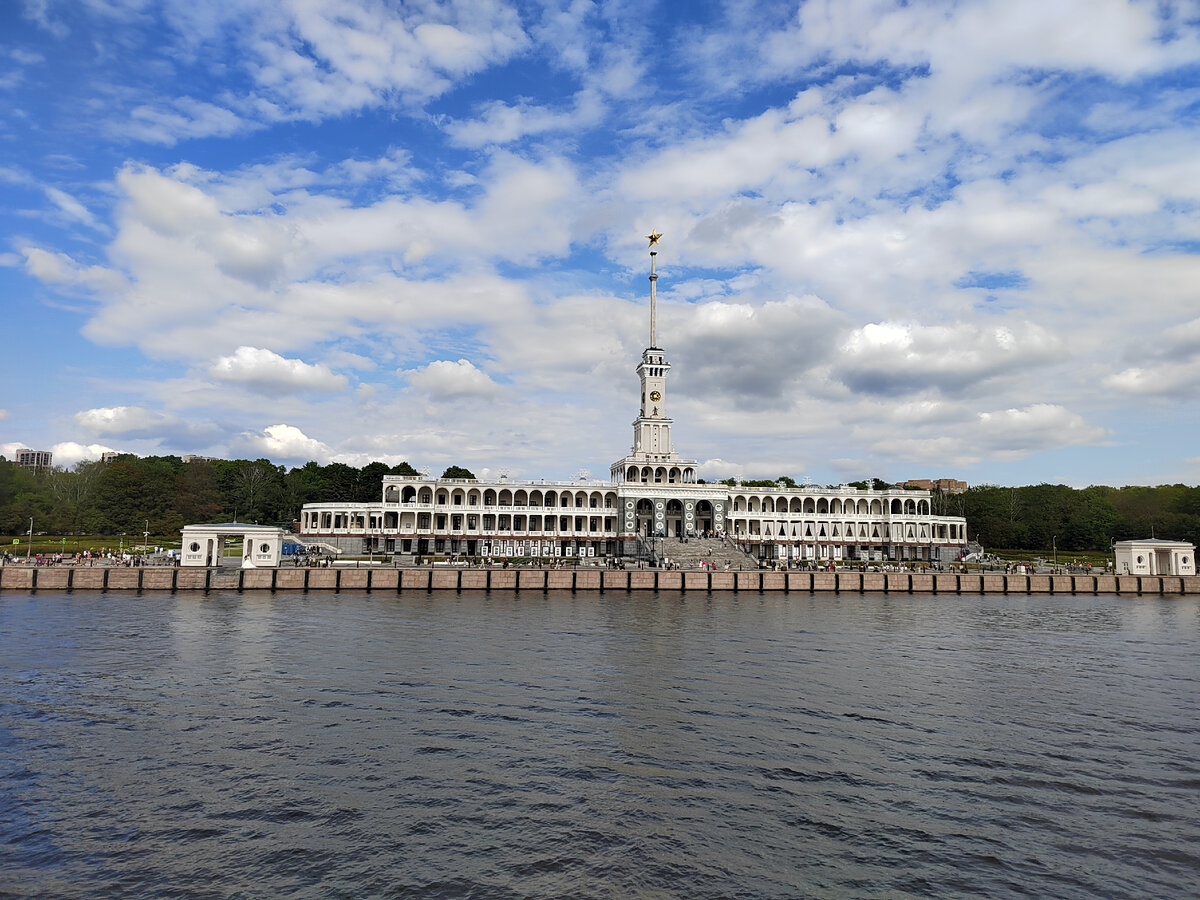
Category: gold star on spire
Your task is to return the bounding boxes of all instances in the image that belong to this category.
[646,230,663,247]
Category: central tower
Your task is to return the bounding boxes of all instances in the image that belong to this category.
[610,231,698,486]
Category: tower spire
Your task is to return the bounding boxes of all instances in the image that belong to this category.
[646,230,662,347]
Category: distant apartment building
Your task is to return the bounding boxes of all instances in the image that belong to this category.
[15,448,53,470]
[898,478,968,494]
[183,454,220,463]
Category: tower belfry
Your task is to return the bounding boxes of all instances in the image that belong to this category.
[610,231,698,487]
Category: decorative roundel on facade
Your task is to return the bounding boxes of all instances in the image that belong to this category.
[625,500,634,509]
[685,512,693,521]
[715,514,724,524]
[685,501,693,510]
[260,543,270,553]
[189,541,200,552]
[655,501,664,510]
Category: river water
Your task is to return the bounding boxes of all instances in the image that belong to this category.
[2,590,1198,899]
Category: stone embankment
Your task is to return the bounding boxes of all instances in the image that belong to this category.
[2,565,1198,595]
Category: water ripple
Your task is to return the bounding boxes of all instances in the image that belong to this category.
[1,590,1198,899]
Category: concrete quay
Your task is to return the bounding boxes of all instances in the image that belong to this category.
[2,566,1198,596]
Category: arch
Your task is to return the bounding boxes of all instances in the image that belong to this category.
[514,489,528,506]
[544,490,557,507]
[436,490,448,505]
[402,485,417,503]
[499,489,513,506]
[665,498,684,537]
[891,499,902,514]
[870,498,882,514]
[762,497,775,513]
[419,488,433,504]
[384,485,400,503]
[749,497,761,513]
[636,498,655,536]
[904,499,916,515]
[604,491,618,509]
[484,489,497,506]
[641,466,652,483]
[627,465,638,482]
[683,467,695,483]
[918,499,930,516]
[451,489,465,506]
[830,498,842,515]
[790,498,803,513]
[804,497,816,513]
[529,489,543,507]
[817,498,829,514]
[654,466,667,483]
[856,499,869,515]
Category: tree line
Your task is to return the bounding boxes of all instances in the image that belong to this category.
[1,455,1197,550]
[0,455,437,537]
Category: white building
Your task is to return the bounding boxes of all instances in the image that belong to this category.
[300,235,969,566]
[1114,539,1196,576]
[15,448,53,470]
[181,523,288,568]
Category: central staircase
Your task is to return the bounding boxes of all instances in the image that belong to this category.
[647,535,759,571]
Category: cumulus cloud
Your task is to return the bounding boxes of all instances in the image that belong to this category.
[879,403,1108,467]
[403,359,501,401]
[21,247,125,292]
[670,293,846,407]
[51,442,117,468]
[833,320,1061,397]
[209,347,348,393]
[233,424,333,463]
[75,406,181,438]
[1103,315,1200,397]
[73,406,221,447]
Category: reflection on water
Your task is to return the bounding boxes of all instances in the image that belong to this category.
[2,591,1199,898]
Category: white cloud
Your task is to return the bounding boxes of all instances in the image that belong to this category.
[833,320,1061,397]
[209,347,349,393]
[444,90,606,147]
[0,409,7,422]
[234,424,333,462]
[403,359,501,401]
[21,247,124,292]
[51,442,116,468]
[974,404,1109,460]
[244,0,530,119]
[44,187,98,228]
[75,406,179,438]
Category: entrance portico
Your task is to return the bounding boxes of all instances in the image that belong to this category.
[180,523,287,568]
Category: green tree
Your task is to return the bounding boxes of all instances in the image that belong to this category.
[442,465,476,479]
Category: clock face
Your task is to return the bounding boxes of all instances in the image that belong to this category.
[649,390,661,402]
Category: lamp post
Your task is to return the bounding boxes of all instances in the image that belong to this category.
[26,516,33,561]
[1052,534,1057,570]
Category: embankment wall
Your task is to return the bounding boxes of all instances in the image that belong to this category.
[3,566,1198,595]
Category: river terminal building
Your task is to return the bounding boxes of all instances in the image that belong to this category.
[299,234,969,566]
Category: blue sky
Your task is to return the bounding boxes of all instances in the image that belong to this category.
[3,0,1200,488]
